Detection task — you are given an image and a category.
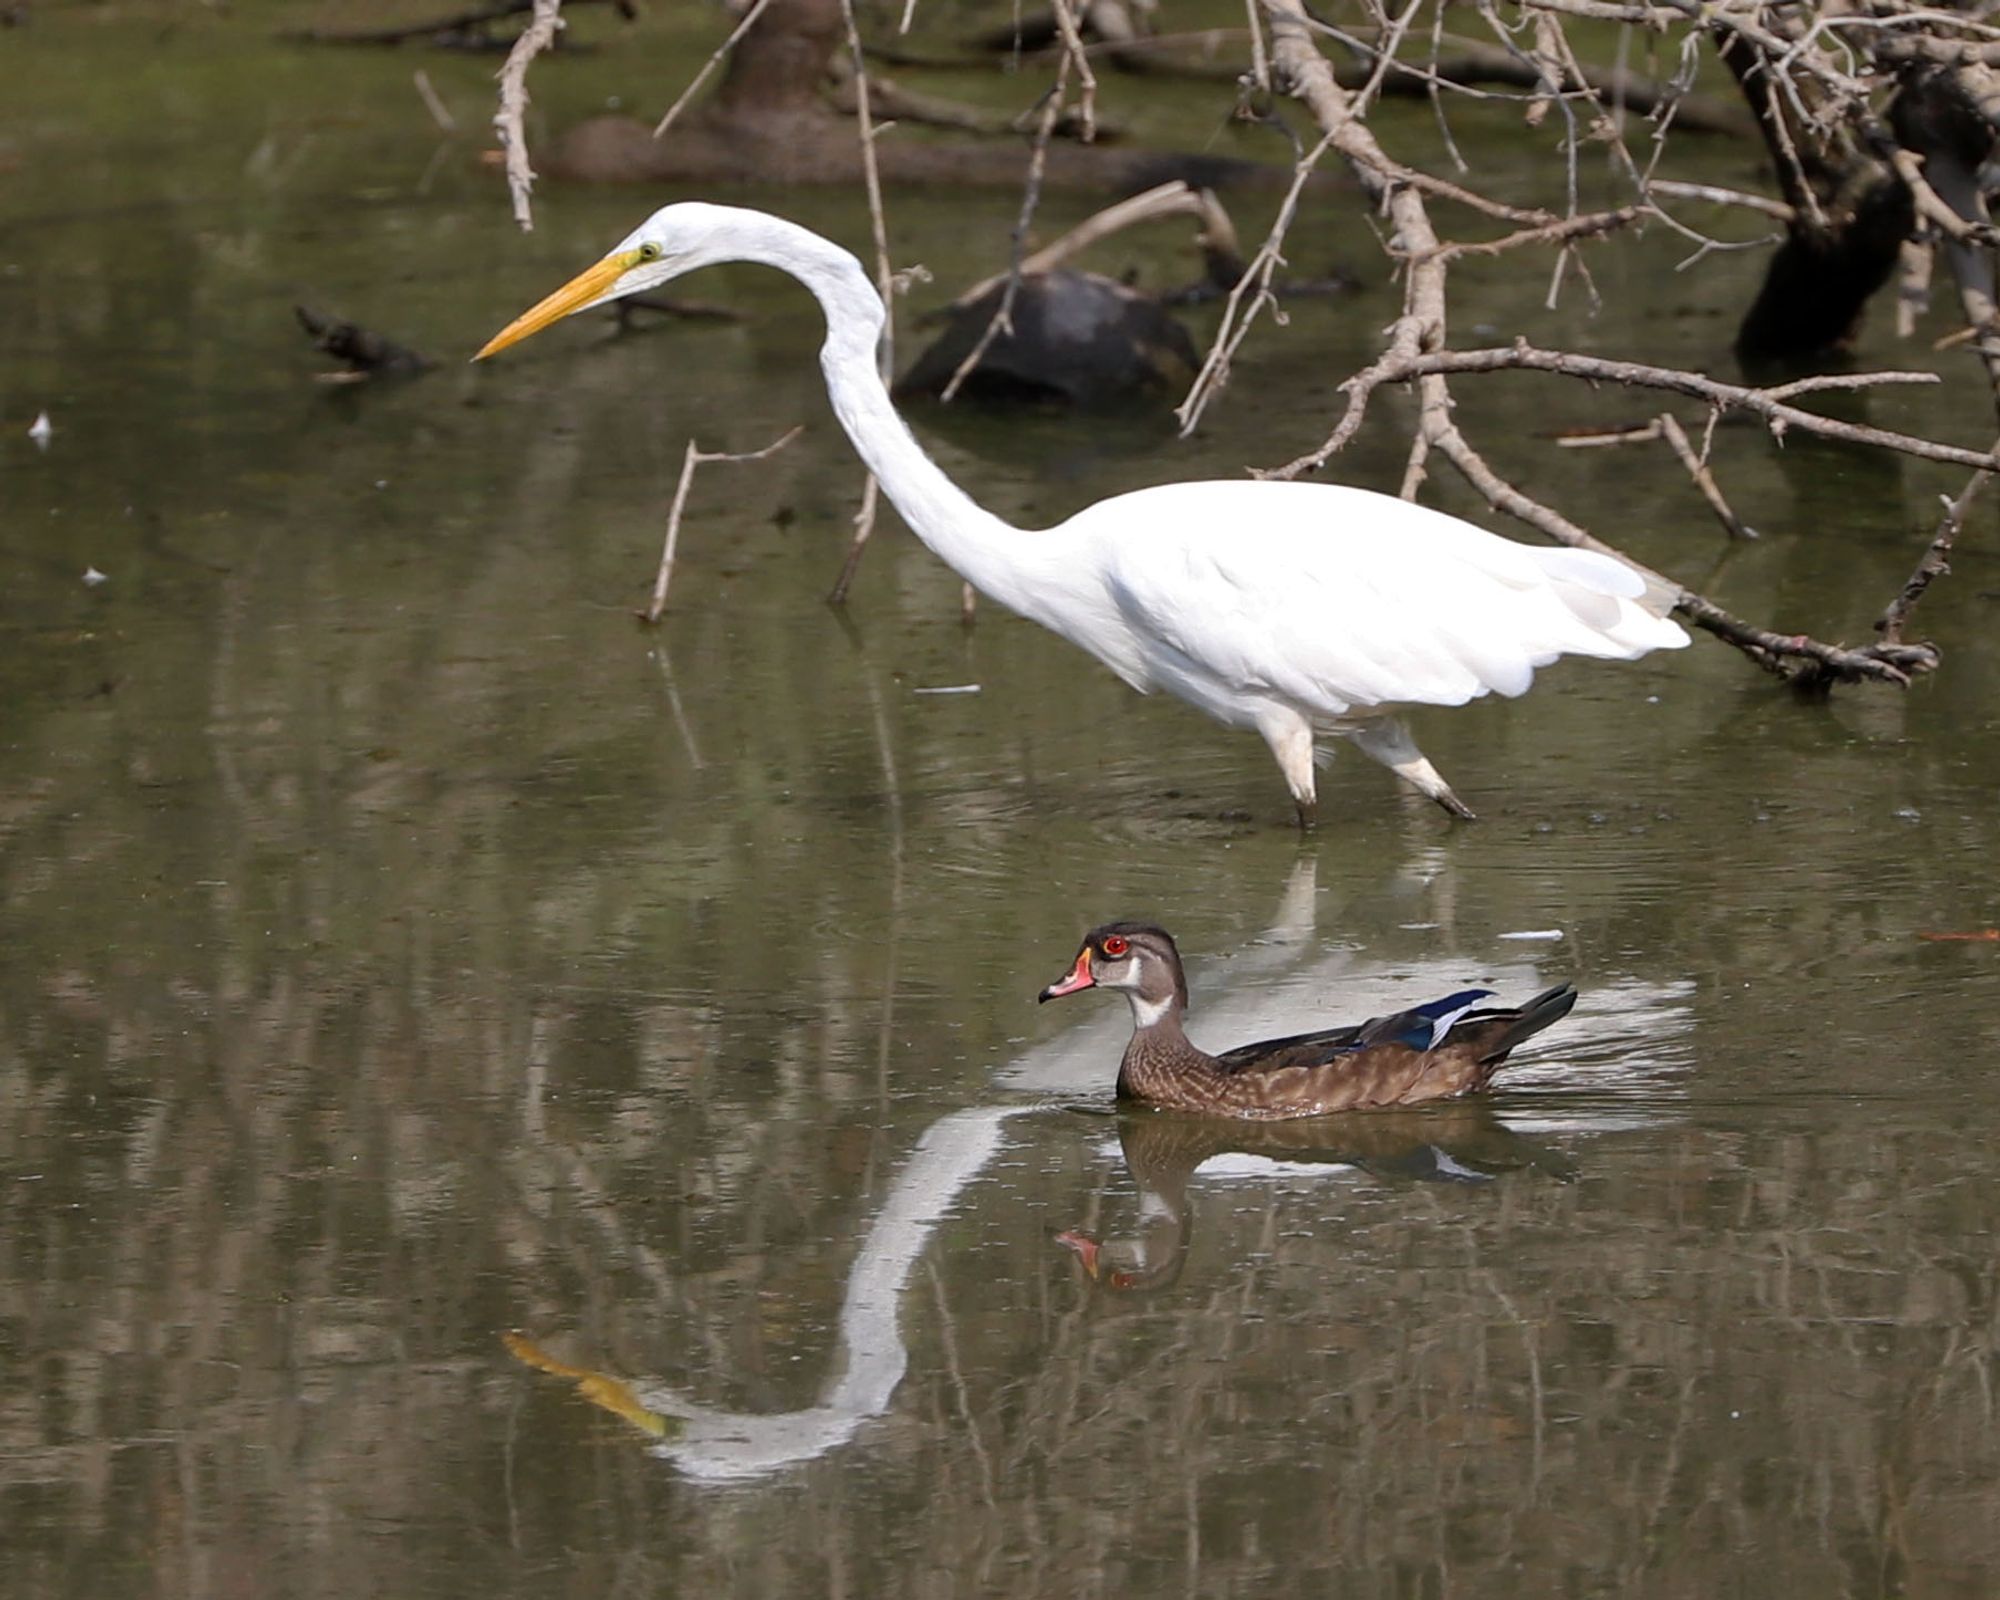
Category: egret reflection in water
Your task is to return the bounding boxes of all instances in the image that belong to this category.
[508,1104,1037,1484]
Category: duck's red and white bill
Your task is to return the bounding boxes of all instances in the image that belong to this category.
[1038,948,1095,1002]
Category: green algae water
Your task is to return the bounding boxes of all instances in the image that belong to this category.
[5,7,2000,1595]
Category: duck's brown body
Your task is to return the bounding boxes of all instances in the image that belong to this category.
[1040,922,1576,1122]
[1114,1000,1569,1119]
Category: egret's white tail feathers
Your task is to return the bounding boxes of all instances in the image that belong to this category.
[1533,545,1646,600]
[1633,567,1684,622]
[1545,544,1683,622]
[1528,546,1690,659]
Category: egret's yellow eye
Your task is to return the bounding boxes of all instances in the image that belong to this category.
[636,242,663,263]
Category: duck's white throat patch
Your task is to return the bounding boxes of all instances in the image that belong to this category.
[1127,992,1173,1029]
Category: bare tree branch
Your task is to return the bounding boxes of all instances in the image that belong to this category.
[1657,412,1757,541]
[1270,343,1993,477]
[829,0,903,610]
[493,0,564,231]
[1236,0,1964,690]
[1877,449,1993,647]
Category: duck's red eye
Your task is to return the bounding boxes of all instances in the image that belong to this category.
[1101,935,1129,958]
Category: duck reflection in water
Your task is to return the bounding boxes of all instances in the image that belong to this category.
[1058,1104,1577,1295]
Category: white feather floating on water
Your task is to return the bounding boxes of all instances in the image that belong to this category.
[28,411,52,447]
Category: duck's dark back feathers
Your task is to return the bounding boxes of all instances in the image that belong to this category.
[1212,1022,1364,1075]
[1166,982,1578,1114]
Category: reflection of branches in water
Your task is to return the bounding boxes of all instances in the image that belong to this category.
[10,569,2000,1584]
[1014,1131,2000,1590]
[6,808,2000,1586]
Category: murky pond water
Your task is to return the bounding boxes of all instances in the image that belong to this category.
[6,8,2000,1596]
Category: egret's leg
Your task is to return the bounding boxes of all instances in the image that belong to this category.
[1350,719,1477,820]
[1255,708,1319,830]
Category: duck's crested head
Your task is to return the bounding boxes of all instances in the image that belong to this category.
[1038,920,1188,1016]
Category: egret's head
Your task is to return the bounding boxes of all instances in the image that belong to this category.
[474,203,741,360]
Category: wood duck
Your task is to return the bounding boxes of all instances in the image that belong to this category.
[1038,921,1577,1120]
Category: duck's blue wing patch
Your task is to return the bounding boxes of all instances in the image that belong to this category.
[1357,988,1498,1051]
[1214,988,1500,1075]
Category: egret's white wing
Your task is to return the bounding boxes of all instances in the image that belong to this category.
[1073,481,1684,718]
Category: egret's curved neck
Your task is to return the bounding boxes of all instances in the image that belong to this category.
[730,216,1063,615]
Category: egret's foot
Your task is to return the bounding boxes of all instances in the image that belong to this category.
[1256,708,1319,832]
[1293,796,1318,831]
[1350,719,1476,822]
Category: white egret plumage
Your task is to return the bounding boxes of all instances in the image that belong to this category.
[477,202,1689,822]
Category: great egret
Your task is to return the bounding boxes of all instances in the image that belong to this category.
[477,202,1688,822]
[1036,921,1576,1118]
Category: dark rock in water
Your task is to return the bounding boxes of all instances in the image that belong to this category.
[897,271,1198,406]
[295,306,429,376]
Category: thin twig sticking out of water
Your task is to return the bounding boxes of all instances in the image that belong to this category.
[494,0,564,230]
[1045,0,1099,143]
[926,8,1095,621]
[937,77,1070,406]
[1555,412,1756,541]
[829,0,909,610]
[1877,448,1995,648]
[652,0,774,137]
[1175,126,1337,435]
[642,427,803,624]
